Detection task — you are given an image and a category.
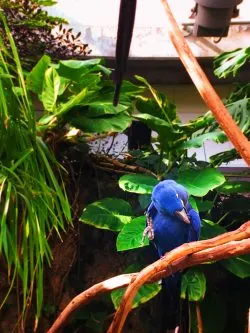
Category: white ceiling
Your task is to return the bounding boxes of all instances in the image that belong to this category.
[48,0,250,57]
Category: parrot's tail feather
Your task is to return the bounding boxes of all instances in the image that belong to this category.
[162,274,182,330]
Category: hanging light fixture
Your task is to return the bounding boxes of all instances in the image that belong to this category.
[191,0,243,37]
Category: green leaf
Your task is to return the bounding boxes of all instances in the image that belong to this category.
[111,264,161,310]
[70,112,131,133]
[177,168,225,197]
[116,216,149,251]
[200,220,226,240]
[86,102,128,117]
[181,267,206,301]
[214,47,250,78]
[134,113,171,132]
[26,55,51,94]
[195,199,213,212]
[120,80,145,97]
[134,113,183,151]
[55,88,88,117]
[209,148,239,166]
[227,98,250,132]
[119,174,158,194]
[138,194,151,210]
[189,196,200,212]
[78,73,102,91]
[41,67,60,112]
[111,283,161,310]
[180,131,226,149]
[221,254,250,278]
[217,181,250,194]
[135,76,177,122]
[80,198,133,231]
[201,221,250,278]
[58,58,103,81]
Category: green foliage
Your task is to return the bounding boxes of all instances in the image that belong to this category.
[116,216,149,251]
[134,76,185,157]
[177,168,226,197]
[80,198,133,231]
[138,194,152,210]
[217,181,250,194]
[221,255,250,279]
[70,111,131,133]
[0,14,71,323]
[111,264,161,310]
[119,174,158,194]
[26,56,141,137]
[200,220,250,278]
[180,131,226,149]
[111,282,161,310]
[200,220,226,240]
[76,52,250,328]
[195,199,213,212]
[214,47,250,78]
[181,267,206,301]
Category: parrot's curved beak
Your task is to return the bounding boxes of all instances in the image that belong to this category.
[175,208,190,224]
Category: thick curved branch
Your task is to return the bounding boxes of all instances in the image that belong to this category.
[48,221,250,333]
[160,0,250,166]
[107,221,250,333]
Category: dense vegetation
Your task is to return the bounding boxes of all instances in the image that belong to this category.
[0,3,250,331]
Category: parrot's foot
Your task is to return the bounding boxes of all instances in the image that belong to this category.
[142,214,154,242]
[142,225,154,242]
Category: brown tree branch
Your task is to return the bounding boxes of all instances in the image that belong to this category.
[48,221,250,333]
[160,0,250,166]
[107,221,250,333]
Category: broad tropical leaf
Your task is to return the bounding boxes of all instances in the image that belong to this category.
[180,131,226,149]
[181,267,206,301]
[138,194,151,210]
[57,58,104,81]
[80,198,133,231]
[119,174,158,194]
[116,216,149,251]
[217,181,250,194]
[178,168,225,197]
[41,67,60,112]
[221,255,250,278]
[200,220,225,240]
[214,47,250,78]
[70,112,131,133]
[26,54,51,94]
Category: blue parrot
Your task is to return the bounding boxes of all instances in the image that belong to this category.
[144,180,201,332]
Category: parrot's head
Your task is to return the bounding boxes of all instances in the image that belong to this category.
[152,180,190,224]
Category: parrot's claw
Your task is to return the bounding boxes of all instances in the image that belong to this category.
[142,225,154,241]
[142,213,154,242]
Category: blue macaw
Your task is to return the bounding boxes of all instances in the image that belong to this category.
[144,180,201,332]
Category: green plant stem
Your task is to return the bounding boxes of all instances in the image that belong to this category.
[216,212,230,225]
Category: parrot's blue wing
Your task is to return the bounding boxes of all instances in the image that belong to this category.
[146,201,157,218]
[188,208,201,242]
